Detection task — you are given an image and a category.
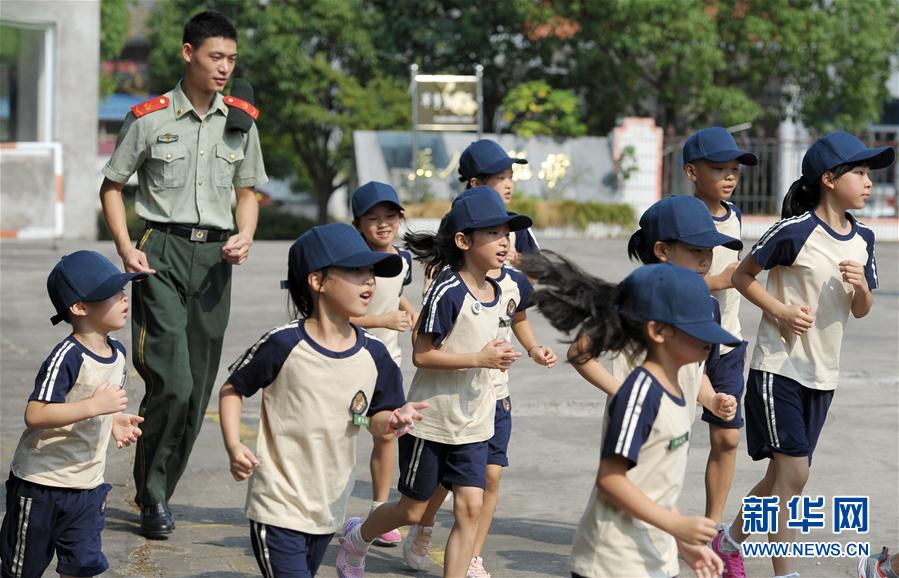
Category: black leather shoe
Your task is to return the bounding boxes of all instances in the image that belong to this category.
[140,503,174,539]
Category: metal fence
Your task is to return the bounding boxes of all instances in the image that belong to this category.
[661,131,899,217]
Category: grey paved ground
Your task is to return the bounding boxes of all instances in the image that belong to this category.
[1,237,897,578]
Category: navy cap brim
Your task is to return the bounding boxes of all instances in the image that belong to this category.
[460,157,528,181]
[456,212,533,233]
[353,199,405,219]
[846,145,895,171]
[677,230,743,251]
[333,251,403,278]
[701,149,759,166]
[51,271,147,325]
[676,319,741,347]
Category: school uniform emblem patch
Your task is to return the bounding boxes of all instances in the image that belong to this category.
[506,298,517,318]
[502,397,511,412]
[350,390,370,427]
[471,301,482,315]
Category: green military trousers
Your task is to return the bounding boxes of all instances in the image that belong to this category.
[131,227,231,506]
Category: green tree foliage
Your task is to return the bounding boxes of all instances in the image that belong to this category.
[502,80,586,137]
[99,0,131,98]
[546,0,899,133]
[145,0,409,224]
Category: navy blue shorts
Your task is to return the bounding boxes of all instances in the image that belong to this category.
[745,369,834,464]
[249,520,332,578]
[702,340,748,429]
[0,474,111,578]
[488,396,513,467]
[397,435,488,501]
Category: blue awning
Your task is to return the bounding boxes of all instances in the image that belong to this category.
[99,93,146,121]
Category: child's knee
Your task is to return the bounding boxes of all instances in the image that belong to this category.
[372,431,396,449]
[452,489,484,521]
[485,465,503,489]
[711,427,740,453]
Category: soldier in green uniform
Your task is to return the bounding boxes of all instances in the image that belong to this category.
[99,10,267,538]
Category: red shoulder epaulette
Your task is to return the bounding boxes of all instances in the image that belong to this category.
[131,96,170,118]
[224,96,260,120]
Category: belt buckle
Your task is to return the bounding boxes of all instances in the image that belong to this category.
[189,227,208,242]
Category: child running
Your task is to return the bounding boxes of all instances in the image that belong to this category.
[522,254,735,578]
[333,187,532,578]
[349,181,418,547]
[710,131,894,578]
[0,251,145,578]
[219,223,426,578]
[403,187,558,578]
[682,127,757,522]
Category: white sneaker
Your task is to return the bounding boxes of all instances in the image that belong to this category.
[402,524,433,571]
[466,555,492,578]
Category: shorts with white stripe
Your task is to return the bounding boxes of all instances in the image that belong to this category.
[745,369,833,465]
[397,435,488,501]
[0,474,110,578]
[249,520,332,578]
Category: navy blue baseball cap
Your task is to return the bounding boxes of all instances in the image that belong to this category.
[622,263,740,346]
[458,139,528,182]
[288,223,403,281]
[633,195,742,250]
[351,181,404,219]
[802,131,895,186]
[445,185,533,233]
[47,250,147,325]
[683,127,758,166]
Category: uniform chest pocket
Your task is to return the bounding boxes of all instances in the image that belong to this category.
[149,144,189,189]
[215,145,244,187]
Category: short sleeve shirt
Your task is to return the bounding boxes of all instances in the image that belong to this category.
[365,247,413,364]
[749,211,877,390]
[407,268,502,444]
[570,367,691,578]
[227,319,405,534]
[102,80,268,230]
[510,228,540,256]
[710,200,743,354]
[11,336,128,489]
[490,265,534,399]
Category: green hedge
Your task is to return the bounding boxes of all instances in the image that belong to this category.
[506,198,635,230]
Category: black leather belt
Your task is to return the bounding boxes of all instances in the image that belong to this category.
[145,221,230,242]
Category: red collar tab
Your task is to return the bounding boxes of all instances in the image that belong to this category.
[131,96,170,118]
[224,96,260,120]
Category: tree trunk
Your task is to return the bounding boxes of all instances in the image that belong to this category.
[316,187,332,225]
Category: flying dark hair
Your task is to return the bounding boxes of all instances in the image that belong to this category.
[781,162,860,218]
[183,10,237,48]
[404,220,470,278]
[519,251,648,364]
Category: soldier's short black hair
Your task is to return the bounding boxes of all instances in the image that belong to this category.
[183,10,237,48]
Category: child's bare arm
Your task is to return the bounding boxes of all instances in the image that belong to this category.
[566,334,621,395]
[24,383,126,429]
[698,375,736,421]
[399,295,419,328]
[733,255,814,335]
[705,261,739,291]
[219,383,258,481]
[511,313,557,368]
[839,259,874,318]
[412,332,520,370]
[597,456,717,545]
[351,310,411,331]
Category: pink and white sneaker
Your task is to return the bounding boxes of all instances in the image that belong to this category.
[711,528,747,578]
[336,517,367,578]
[403,524,433,571]
[373,527,402,547]
[466,555,492,578]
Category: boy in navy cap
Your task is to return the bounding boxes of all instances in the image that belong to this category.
[458,139,538,265]
[0,251,145,578]
[682,127,758,523]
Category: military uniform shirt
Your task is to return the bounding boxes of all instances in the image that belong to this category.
[490,265,534,400]
[11,336,128,490]
[227,319,404,535]
[570,367,691,578]
[749,211,877,391]
[710,200,743,355]
[366,247,413,364]
[407,267,502,444]
[102,80,268,230]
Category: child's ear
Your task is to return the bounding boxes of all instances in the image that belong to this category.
[69,301,88,318]
[652,241,670,263]
[820,171,836,191]
[645,321,669,344]
[454,231,472,251]
[307,271,325,293]
[684,162,698,182]
[469,177,480,187]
